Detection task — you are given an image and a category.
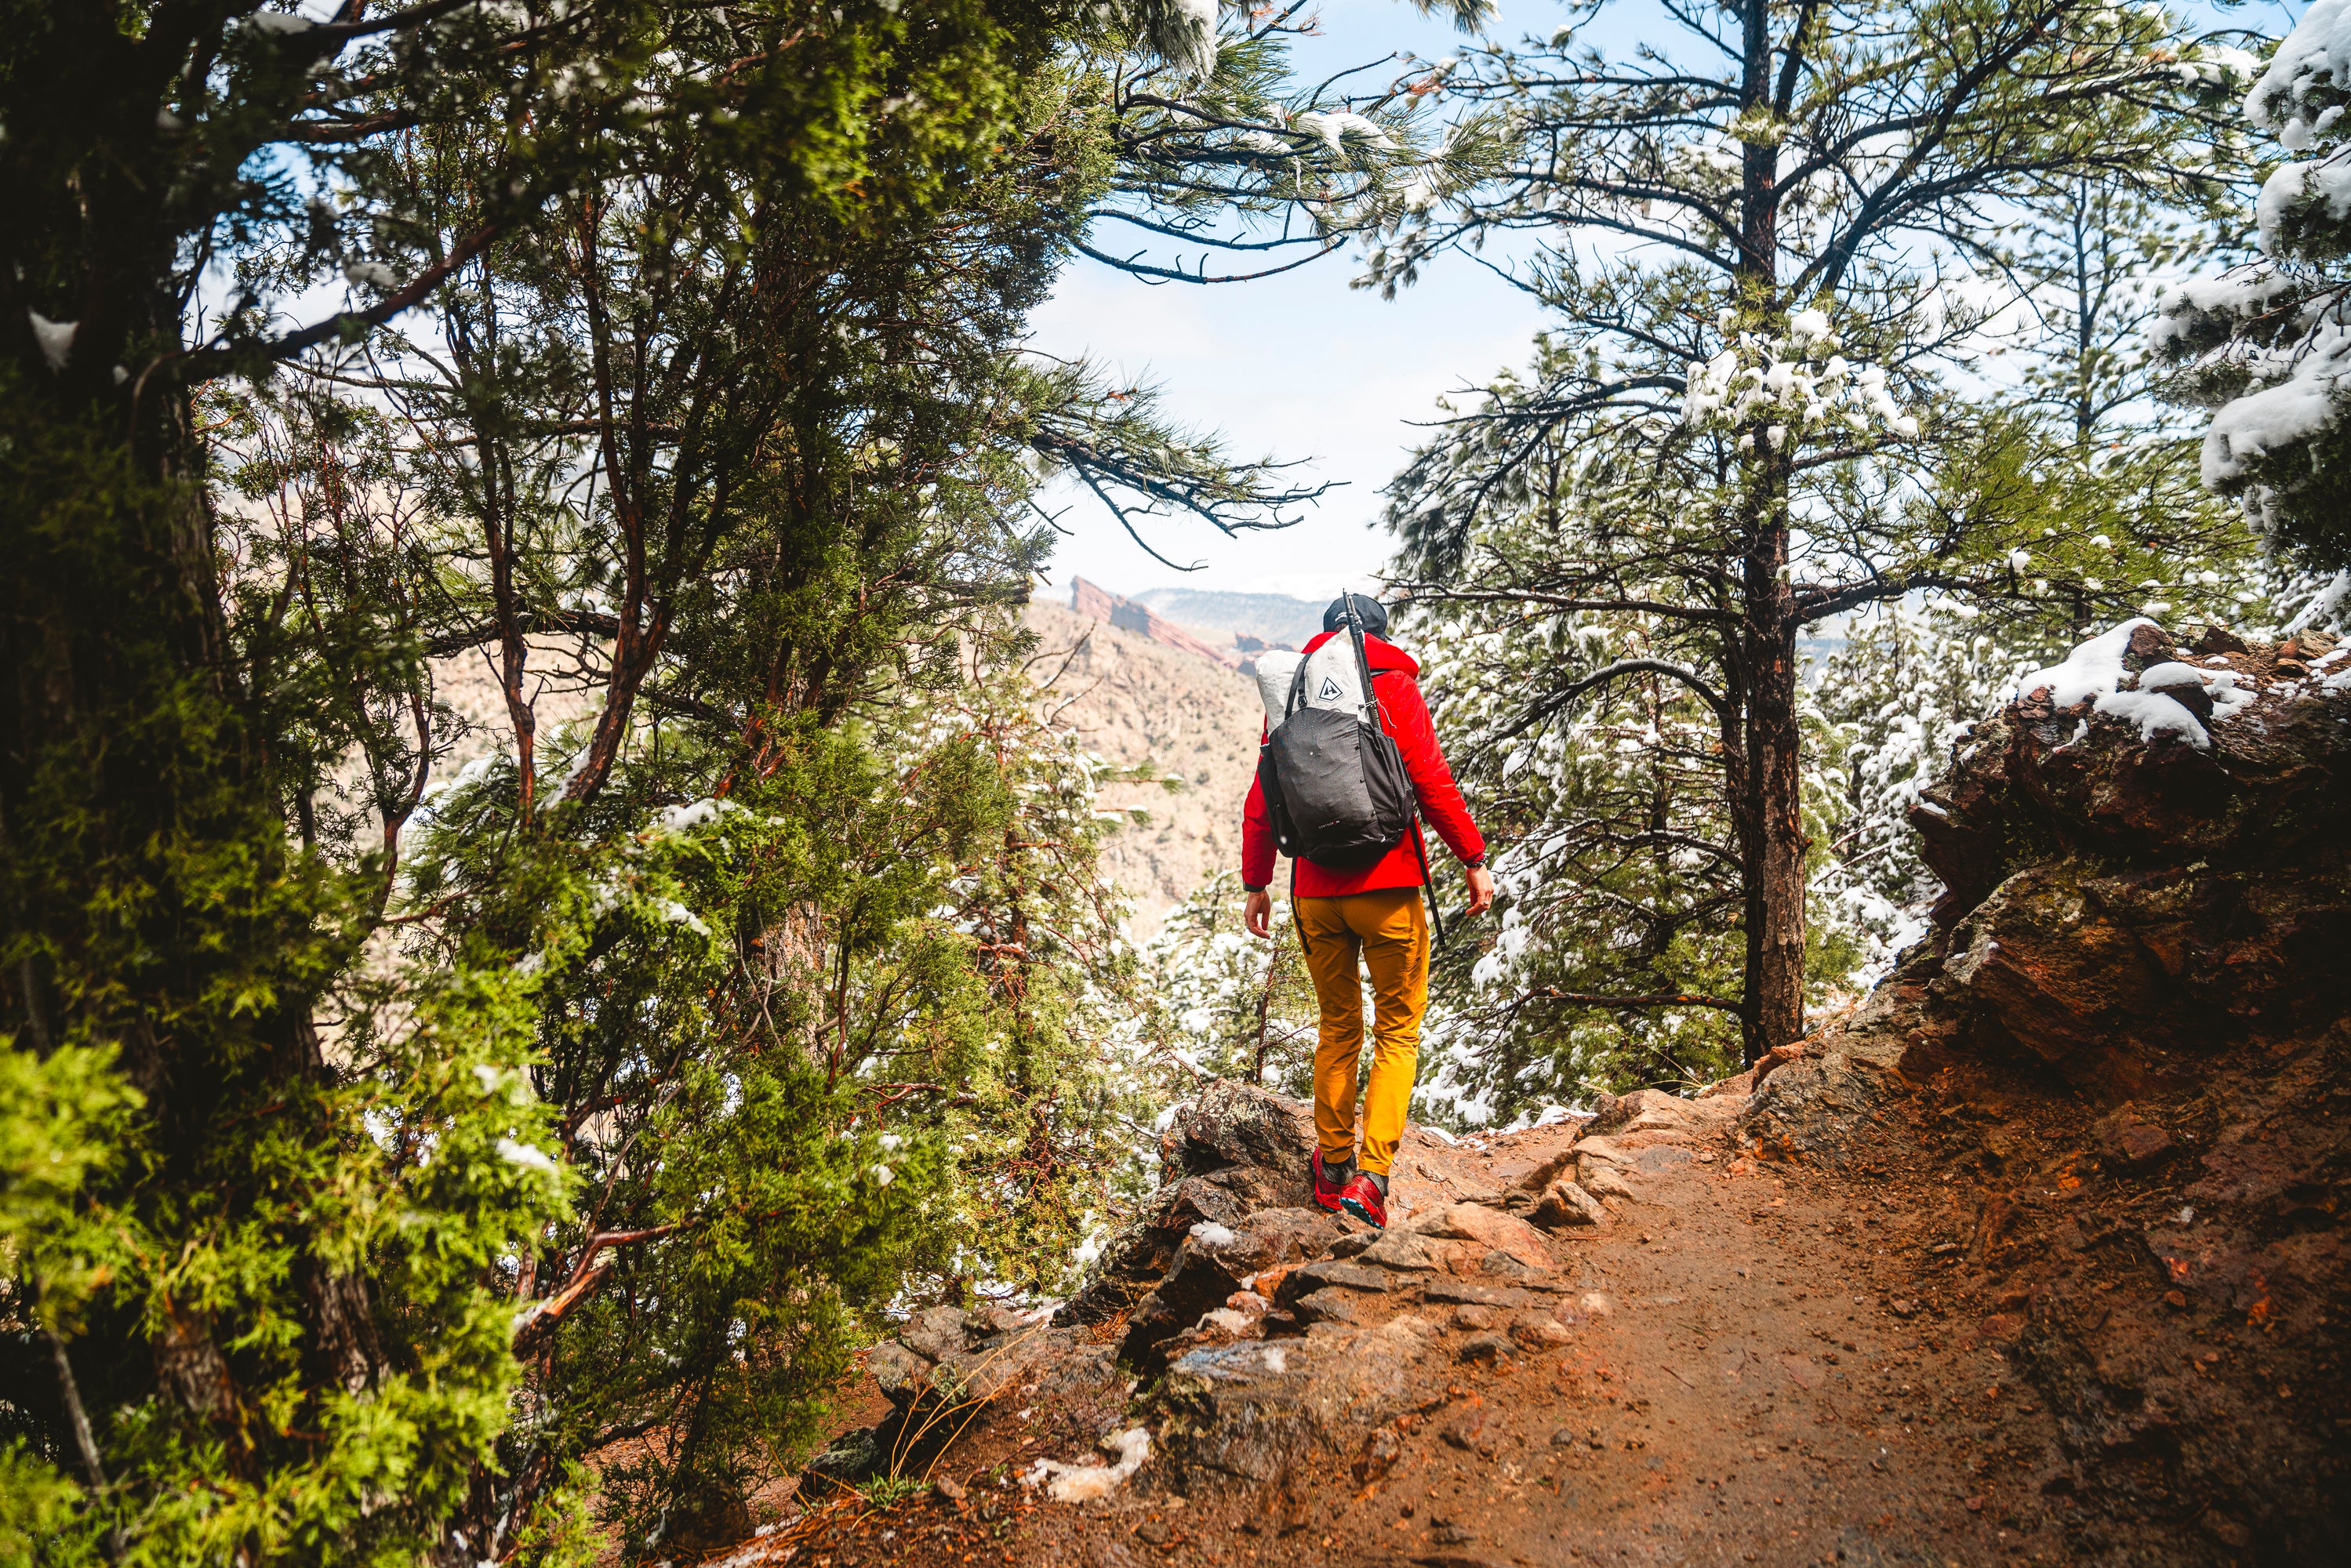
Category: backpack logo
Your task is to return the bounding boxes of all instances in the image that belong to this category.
[1317,675,1344,702]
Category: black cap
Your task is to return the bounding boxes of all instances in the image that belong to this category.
[1322,593,1388,637]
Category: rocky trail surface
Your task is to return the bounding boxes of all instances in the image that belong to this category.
[752,1090,2167,1568]
[688,622,2348,1566]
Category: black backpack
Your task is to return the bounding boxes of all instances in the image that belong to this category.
[1256,597,1444,939]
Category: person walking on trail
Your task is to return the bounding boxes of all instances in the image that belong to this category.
[1240,593,1492,1231]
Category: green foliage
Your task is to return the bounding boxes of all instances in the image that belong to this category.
[0,1441,89,1568]
[856,1471,929,1508]
[0,0,1286,1561]
[1144,871,1319,1100]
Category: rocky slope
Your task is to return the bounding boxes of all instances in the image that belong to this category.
[1749,618,2350,1559]
[1027,598,1271,937]
[713,621,2347,1568]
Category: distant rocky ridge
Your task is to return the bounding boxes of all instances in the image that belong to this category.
[1070,579,1245,669]
[1067,579,1323,677]
[1130,586,1328,652]
[1024,598,1271,937]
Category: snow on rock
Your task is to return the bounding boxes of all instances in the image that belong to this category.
[2091,688,2211,748]
[2011,619,2153,709]
[1186,1221,1237,1249]
[1020,1427,1152,1503]
[2011,619,2233,749]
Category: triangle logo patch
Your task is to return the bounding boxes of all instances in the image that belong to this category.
[1317,676,1345,702]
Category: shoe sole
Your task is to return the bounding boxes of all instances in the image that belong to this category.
[1339,1193,1386,1229]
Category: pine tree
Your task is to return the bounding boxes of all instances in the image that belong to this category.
[1378,0,2256,1059]
[0,3,1271,1559]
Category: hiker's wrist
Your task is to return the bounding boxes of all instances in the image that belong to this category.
[1243,883,1269,894]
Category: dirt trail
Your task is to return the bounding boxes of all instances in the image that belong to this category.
[744,1107,2144,1568]
[684,617,2351,1568]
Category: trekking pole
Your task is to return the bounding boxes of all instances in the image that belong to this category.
[1252,917,1283,1083]
[1255,860,1307,1083]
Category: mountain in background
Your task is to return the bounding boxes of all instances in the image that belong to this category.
[1024,598,1270,938]
[1130,586,1328,650]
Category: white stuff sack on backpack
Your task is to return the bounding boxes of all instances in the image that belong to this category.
[1252,639,1367,724]
[1292,637,1369,715]
[1252,650,1303,722]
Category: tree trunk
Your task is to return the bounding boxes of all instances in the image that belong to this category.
[1740,505,1808,1061]
[1728,7,1807,1062]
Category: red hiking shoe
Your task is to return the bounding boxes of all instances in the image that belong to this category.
[1339,1171,1387,1229]
[1310,1149,1351,1214]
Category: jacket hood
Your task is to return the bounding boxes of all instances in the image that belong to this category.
[1299,627,1419,677]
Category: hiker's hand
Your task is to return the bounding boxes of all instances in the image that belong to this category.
[1465,866,1495,918]
[1244,888,1273,939]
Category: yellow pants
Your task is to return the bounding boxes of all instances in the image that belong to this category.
[1295,887,1429,1178]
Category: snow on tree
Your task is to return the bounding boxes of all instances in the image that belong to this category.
[1379,0,2261,1061]
[2158,0,2351,571]
[1810,601,2040,984]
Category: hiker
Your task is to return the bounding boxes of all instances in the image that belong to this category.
[1241,593,1492,1229]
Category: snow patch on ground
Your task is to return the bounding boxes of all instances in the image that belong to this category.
[1020,1427,1151,1503]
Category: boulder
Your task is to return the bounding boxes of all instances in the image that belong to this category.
[1513,1317,1575,1350]
[1476,1248,1548,1282]
[1058,1083,1317,1327]
[1510,1145,1579,1196]
[1147,1317,1446,1496]
[1588,1087,1690,1135]
[1570,1135,1630,1181]
[1119,1207,1343,1377]
[1157,1079,1317,1189]
[1271,1259,1400,1305]
[1580,1165,1638,1201]
[1409,1202,1556,1271]
[1292,1288,1362,1325]
[2092,1104,2179,1171]
[1357,1230,1441,1272]
[1529,1178,1608,1230]
[870,1340,932,1403]
[1742,622,2351,1549]
[900,1305,969,1363]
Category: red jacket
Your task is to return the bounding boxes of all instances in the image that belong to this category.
[1242,630,1485,897]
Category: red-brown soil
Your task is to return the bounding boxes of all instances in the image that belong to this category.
[707,1112,2220,1568]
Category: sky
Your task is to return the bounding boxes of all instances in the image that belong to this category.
[1028,1,1553,604]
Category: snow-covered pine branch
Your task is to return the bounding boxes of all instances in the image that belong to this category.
[2157,0,2351,569]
